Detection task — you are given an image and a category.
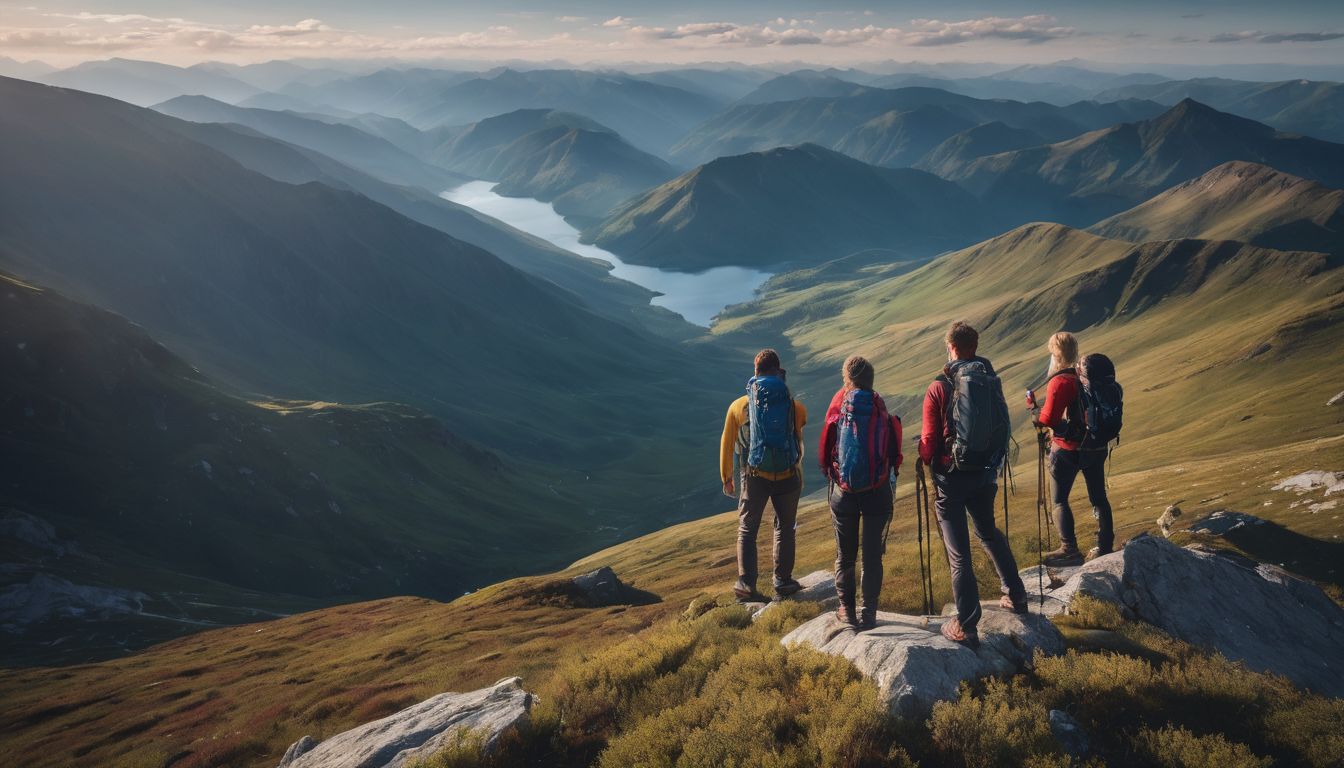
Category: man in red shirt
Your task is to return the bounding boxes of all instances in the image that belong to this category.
[918,322,1027,647]
[1029,332,1113,565]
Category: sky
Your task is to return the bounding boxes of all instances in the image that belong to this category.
[2,0,1342,69]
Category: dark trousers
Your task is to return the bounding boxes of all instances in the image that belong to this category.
[737,471,801,589]
[1049,447,1114,552]
[934,469,1026,633]
[829,483,892,613]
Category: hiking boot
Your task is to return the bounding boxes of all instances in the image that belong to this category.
[940,617,980,649]
[858,609,878,631]
[998,595,1029,615]
[733,580,768,603]
[774,578,802,597]
[835,605,859,627]
[1085,546,1113,562]
[1042,545,1084,567]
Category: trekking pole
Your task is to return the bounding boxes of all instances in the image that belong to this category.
[882,475,896,554]
[915,460,933,616]
[1035,426,1048,607]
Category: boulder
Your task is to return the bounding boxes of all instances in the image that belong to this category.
[277,677,532,768]
[571,567,625,607]
[1272,471,1344,496]
[1187,510,1265,535]
[1030,535,1344,698]
[747,570,837,620]
[781,605,1065,719]
[1156,504,1182,537]
[1049,709,1089,758]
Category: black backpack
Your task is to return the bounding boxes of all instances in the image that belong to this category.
[940,360,1011,471]
[1078,354,1123,449]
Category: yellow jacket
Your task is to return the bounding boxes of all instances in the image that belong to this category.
[720,395,808,483]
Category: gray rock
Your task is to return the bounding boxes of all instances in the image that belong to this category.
[0,573,146,631]
[781,605,1065,719]
[750,570,837,621]
[1328,391,1344,407]
[1187,510,1265,536]
[1037,535,1344,697]
[1049,709,1089,757]
[277,735,317,767]
[1157,504,1182,537]
[1272,471,1344,495]
[571,566,624,606]
[1018,565,1081,616]
[279,677,532,768]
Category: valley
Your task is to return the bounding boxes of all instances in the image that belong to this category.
[2,31,1344,768]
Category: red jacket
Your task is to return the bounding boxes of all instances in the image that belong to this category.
[818,387,903,483]
[1037,370,1082,451]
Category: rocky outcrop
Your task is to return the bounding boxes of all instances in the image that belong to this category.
[1187,510,1265,535]
[1156,504,1182,537]
[277,677,532,768]
[0,573,146,632]
[743,570,837,620]
[571,567,627,607]
[1272,471,1344,495]
[781,606,1065,719]
[1024,535,1344,697]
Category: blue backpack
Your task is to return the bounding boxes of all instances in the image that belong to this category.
[834,389,893,492]
[746,375,799,474]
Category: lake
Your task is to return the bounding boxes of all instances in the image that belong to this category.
[440,181,771,327]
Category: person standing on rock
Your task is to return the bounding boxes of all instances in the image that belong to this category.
[919,322,1029,648]
[1028,332,1115,565]
[720,349,807,602]
[818,355,903,630]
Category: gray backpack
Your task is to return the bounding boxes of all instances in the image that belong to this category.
[939,360,1010,471]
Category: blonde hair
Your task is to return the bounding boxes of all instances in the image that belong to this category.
[843,355,875,390]
[1048,332,1079,371]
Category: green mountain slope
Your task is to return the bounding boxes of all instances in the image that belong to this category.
[831,104,976,168]
[944,99,1344,228]
[430,109,676,223]
[668,86,1166,167]
[0,76,731,523]
[0,272,612,662]
[156,118,684,335]
[1096,77,1344,143]
[915,120,1047,177]
[1089,161,1344,253]
[151,94,465,191]
[584,143,989,270]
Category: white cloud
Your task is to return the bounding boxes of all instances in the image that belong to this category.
[601,16,632,28]
[1209,29,1344,43]
[245,19,329,37]
[905,15,1077,46]
[556,16,585,23]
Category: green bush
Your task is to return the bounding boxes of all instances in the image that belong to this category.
[928,678,1060,768]
[1131,726,1271,768]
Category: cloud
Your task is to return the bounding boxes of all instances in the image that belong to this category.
[556,16,585,23]
[602,16,632,28]
[246,19,329,37]
[1208,29,1344,43]
[905,15,1076,46]
[624,21,905,48]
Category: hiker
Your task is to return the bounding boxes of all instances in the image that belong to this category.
[818,355,903,630]
[720,349,807,602]
[918,322,1028,647]
[1027,332,1116,564]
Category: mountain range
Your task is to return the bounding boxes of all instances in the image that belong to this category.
[942,99,1344,228]
[37,57,261,106]
[1096,77,1344,143]
[584,143,987,270]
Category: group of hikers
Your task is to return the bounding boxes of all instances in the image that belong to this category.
[719,322,1123,647]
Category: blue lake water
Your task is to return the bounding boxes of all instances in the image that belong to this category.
[440,181,771,327]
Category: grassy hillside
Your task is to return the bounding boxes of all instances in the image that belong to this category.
[428,109,676,224]
[1090,161,1344,254]
[945,100,1344,228]
[585,144,988,270]
[151,95,466,192]
[915,121,1046,178]
[668,86,1165,167]
[0,271,694,662]
[2,428,1338,767]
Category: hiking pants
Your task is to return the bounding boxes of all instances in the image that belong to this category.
[1049,447,1114,552]
[830,483,892,613]
[933,469,1026,634]
[737,470,801,590]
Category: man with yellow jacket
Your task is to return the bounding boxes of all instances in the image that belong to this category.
[720,349,808,602]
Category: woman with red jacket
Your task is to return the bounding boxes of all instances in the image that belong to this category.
[1030,332,1114,565]
[817,355,902,630]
